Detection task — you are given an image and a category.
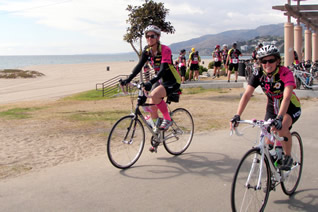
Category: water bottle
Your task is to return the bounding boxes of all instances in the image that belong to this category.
[269,147,277,162]
[274,146,283,167]
[144,115,155,128]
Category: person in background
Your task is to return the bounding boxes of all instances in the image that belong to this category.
[222,44,229,76]
[120,25,181,152]
[226,42,242,82]
[252,43,263,62]
[230,45,301,170]
[188,48,201,81]
[212,45,222,78]
[251,43,263,71]
[177,49,187,84]
[293,50,299,65]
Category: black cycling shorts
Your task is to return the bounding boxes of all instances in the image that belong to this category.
[265,105,301,128]
[229,63,239,71]
[190,63,199,71]
[180,66,186,77]
[214,61,221,67]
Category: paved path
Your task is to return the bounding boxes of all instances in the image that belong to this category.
[0,104,317,211]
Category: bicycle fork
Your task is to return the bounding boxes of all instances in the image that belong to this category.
[122,118,138,145]
[245,151,264,191]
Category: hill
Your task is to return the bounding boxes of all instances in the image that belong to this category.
[169,23,285,56]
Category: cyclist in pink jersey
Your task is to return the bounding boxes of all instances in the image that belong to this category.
[212,45,222,78]
[121,25,181,138]
[177,49,187,84]
[231,45,301,170]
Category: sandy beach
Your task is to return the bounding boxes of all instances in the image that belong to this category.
[0,61,138,104]
[1,60,317,180]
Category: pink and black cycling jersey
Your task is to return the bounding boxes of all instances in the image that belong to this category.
[127,44,181,85]
[228,48,241,64]
[248,66,301,116]
[178,55,186,67]
[189,52,200,64]
[222,49,228,61]
[212,50,222,62]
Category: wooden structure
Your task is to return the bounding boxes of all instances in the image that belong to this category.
[273,0,318,66]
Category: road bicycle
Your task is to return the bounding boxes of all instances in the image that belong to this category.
[244,61,258,82]
[292,62,318,90]
[230,119,303,211]
[107,81,194,169]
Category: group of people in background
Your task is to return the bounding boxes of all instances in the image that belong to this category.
[175,47,201,84]
[174,42,244,84]
[212,42,242,82]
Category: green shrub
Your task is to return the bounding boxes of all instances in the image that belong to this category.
[199,65,208,74]
[208,61,215,69]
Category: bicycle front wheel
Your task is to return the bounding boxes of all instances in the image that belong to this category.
[281,131,303,195]
[163,108,194,155]
[107,115,145,169]
[231,148,271,212]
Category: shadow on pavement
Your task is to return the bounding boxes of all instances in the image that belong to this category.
[119,151,238,182]
[273,188,318,212]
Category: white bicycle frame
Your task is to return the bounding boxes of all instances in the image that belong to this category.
[231,119,291,190]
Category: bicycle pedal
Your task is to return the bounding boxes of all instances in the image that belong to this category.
[149,146,157,153]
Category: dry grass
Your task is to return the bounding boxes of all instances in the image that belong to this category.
[0,69,45,78]
[0,87,316,179]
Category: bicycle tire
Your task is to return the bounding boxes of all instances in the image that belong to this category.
[231,148,271,212]
[244,65,251,82]
[163,108,194,155]
[107,115,145,169]
[281,131,303,195]
[295,76,301,89]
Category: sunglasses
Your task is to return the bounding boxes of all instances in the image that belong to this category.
[261,58,276,64]
[145,34,158,39]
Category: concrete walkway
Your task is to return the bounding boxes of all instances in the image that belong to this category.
[183,76,318,98]
[0,103,317,212]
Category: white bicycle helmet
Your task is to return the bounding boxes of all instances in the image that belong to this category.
[257,45,280,59]
[222,44,228,48]
[145,25,161,36]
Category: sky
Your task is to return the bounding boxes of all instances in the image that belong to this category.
[0,0,316,55]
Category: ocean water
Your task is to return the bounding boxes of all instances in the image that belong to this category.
[0,53,251,70]
[0,53,139,69]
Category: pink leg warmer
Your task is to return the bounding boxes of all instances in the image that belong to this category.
[156,100,171,121]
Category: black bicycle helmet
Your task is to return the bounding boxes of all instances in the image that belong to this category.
[257,45,280,59]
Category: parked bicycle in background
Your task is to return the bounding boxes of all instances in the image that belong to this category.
[291,60,318,90]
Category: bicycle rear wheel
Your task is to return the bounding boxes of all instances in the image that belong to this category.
[245,65,252,82]
[281,131,303,195]
[107,115,145,169]
[231,148,271,212]
[295,76,301,89]
[163,108,194,155]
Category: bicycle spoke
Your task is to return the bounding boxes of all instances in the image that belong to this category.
[163,108,194,155]
[231,148,270,212]
[281,132,303,195]
[107,116,145,169]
